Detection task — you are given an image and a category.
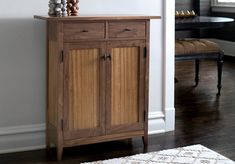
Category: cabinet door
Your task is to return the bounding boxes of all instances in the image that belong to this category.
[106,40,147,134]
[63,42,106,140]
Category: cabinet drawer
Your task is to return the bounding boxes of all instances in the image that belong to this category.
[64,22,105,40]
[108,21,146,38]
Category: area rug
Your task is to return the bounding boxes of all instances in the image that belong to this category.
[82,144,234,164]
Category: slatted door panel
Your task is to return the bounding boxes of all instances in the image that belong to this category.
[111,47,139,125]
[63,42,106,140]
[106,40,146,134]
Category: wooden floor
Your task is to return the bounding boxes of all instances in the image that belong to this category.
[0,56,234,164]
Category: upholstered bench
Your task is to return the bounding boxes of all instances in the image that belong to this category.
[175,39,224,95]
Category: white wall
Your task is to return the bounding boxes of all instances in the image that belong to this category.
[0,0,175,153]
[0,0,48,152]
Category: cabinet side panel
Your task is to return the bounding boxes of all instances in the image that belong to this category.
[111,47,139,125]
[48,22,59,128]
[67,49,100,130]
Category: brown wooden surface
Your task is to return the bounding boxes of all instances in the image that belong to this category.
[41,18,151,160]
[48,40,59,128]
[47,123,57,147]
[57,22,65,161]
[47,21,64,160]
[106,40,146,135]
[143,20,150,147]
[1,57,235,163]
[111,47,139,125]
[63,42,106,140]
[63,22,105,41]
[108,21,146,38]
[64,131,144,147]
[34,15,161,21]
[48,22,59,128]
[47,39,59,150]
[67,48,100,130]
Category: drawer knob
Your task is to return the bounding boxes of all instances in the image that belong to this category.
[124,28,132,32]
[82,30,89,32]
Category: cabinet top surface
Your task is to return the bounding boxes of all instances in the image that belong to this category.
[34,15,161,21]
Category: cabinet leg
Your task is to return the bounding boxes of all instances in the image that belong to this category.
[57,146,63,161]
[127,138,132,146]
[142,135,148,148]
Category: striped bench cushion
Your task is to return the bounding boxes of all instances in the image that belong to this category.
[175,39,221,55]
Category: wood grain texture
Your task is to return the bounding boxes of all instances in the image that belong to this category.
[47,22,64,161]
[105,40,146,135]
[48,41,58,127]
[108,21,146,38]
[68,49,100,130]
[64,22,105,41]
[63,42,106,140]
[34,15,161,21]
[64,131,144,147]
[57,22,64,161]
[47,123,57,147]
[143,20,150,147]
[111,47,139,125]
[47,21,60,129]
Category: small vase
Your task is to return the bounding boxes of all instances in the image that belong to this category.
[48,0,66,16]
[67,0,79,16]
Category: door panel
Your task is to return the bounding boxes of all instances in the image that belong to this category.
[111,47,139,125]
[68,49,99,130]
[106,40,146,134]
[63,42,106,140]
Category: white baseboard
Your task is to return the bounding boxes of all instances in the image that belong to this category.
[0,145,45,154]
[209,39,235,57]
[0,110,175,154]
[148,110,170,135]
[148,108,175,135]
[0,124,46,154]
[165,107,175,132]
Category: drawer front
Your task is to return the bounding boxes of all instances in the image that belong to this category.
[108,21,146,38]
[64,22,105,40]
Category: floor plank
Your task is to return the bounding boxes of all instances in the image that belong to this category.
[0,56,234,163]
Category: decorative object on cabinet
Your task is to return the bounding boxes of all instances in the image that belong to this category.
[48,0,67,16]
[66,0,79,16]
[34,15,161,161]
[175,10,196,19]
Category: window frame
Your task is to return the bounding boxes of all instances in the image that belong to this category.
[212,0,235,7]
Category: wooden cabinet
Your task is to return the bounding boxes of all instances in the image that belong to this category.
[34,15,160,160]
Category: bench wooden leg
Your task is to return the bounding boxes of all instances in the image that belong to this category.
[194,59,200,87]
[217,53,224,96]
